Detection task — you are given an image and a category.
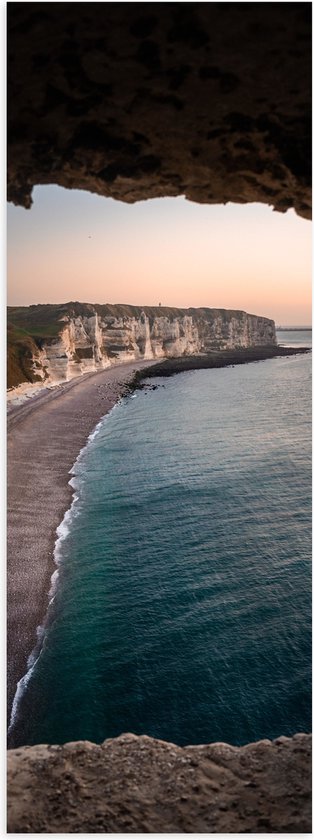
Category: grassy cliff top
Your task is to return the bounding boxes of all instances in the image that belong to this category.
[8,302,273,328]
[8,304,72,340]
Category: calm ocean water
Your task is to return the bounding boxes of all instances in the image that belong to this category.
[276,328,312,348]
[10,331,311,747]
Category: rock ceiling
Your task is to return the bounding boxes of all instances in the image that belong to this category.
[7,3,311,218]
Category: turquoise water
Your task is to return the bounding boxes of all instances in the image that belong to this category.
[10,337,311,747]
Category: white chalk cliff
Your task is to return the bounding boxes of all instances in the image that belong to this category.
[9,303,277,390]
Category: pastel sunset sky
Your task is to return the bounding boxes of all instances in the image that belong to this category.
[7,185,311,325]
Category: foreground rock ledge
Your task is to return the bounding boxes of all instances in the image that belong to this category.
[7,732,311,833]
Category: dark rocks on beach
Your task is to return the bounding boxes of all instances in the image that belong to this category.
[131,345,310,385]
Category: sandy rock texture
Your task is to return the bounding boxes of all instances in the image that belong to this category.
[7,732,311,833]
[7,3,311,218]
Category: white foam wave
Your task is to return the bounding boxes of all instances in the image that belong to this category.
[54,492,79,566]
[69,398,122,474]
[48,569,59,601]
[8,625,46,736]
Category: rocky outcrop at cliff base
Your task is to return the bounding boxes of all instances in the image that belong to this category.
[7,732,311,833]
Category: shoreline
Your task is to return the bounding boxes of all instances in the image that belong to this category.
[7,345,310,740]
[7,359,154,734]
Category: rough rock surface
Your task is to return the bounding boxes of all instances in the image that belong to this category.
[8,302,276,390]
[7,3,311,218]
[7,732,311,833]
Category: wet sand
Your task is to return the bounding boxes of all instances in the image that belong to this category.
[7,361,153,725]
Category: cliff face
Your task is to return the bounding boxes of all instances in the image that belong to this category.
[7,732,311,833]
[7,304,276,390]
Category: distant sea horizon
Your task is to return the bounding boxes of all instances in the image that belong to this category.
[275,328,311,349]
[276,325,312,330]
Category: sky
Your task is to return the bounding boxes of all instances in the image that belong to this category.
[7,185,312,326]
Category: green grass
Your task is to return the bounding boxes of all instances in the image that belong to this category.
[7,305,67,340]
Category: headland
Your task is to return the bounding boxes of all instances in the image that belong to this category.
[8,302,277,395]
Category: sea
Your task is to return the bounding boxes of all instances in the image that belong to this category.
[10,330,312,748]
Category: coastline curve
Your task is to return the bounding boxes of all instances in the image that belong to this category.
[7,360,154,732]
